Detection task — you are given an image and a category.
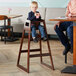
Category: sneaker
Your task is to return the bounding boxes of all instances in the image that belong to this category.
[43,37,47,41]
[33,38,38,43]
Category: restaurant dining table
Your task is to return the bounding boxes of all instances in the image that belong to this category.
[49,16,76,74]
[3,14,23,42]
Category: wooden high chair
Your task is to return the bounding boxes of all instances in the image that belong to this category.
[17,19,54,73]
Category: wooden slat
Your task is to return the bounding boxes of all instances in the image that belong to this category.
[41,62,54,70]
[30,53,50,58]
[17,64,28,72]
[21,49,41,53]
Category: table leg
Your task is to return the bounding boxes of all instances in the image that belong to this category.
[61,23,76,74]
[73,26,76,65]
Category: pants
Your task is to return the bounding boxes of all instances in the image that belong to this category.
[55,21,73,48]
[31,25,46,38]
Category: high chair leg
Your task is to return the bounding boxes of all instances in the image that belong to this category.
[39,35,43,63]
[17,29,25,66]
[27,28,31,73]
[42,20,54,70]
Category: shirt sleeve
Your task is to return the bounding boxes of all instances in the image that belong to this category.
[28,12,36,20]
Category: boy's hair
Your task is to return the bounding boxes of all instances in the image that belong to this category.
[31,1,38,7]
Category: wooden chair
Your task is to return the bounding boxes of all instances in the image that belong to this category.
[17,19,54,73]
[0,15,13,44]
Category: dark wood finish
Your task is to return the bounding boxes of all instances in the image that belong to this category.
[49,17,76,21]
[21,49,41,53]
[0,15,8,20]
[17,20,54,73]
[30,53,50,58]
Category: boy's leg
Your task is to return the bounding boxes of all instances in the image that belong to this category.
[31,25,38,43]
[38,25,46,38]
[31,25,36,38]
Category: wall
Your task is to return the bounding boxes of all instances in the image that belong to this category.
[0,0,70,8]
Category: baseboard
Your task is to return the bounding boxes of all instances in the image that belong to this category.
[0,32,59,40]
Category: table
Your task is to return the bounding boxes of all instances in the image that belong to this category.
[7,15,23,36]
[49,17,76,74]
[4,15,23,41]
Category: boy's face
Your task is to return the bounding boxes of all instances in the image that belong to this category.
[31,4,38,13]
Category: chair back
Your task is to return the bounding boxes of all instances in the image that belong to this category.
[0,15,8,20]
[0,15,8,26]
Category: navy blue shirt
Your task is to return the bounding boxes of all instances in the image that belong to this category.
[27,11,41,21]
[27,11,41,26]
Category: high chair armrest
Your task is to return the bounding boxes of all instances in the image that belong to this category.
[24,19,45,29]
[24,20,31,28]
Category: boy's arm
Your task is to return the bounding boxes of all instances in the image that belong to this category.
[28,12,36,20]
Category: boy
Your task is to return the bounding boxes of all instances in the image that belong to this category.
[27,1,47,43]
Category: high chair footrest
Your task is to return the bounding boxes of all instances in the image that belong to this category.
[21,49,41,53]
[30,53,51,58]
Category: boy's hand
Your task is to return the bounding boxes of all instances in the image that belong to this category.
[35,13,40,18]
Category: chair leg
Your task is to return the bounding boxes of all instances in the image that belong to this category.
[4,28,6,44]
[43,21,54,70]
[1,29,3,41]
[11,27,13,39]
[17,29,25,65]
[27,30,31,73]
[39,35,43,63]
[17,28,31,73]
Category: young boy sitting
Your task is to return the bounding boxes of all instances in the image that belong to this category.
[27,1,47,43]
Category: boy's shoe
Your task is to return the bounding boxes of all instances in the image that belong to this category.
[41,37,47,41]
[43,37,47,41]
[33,38,38,43]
